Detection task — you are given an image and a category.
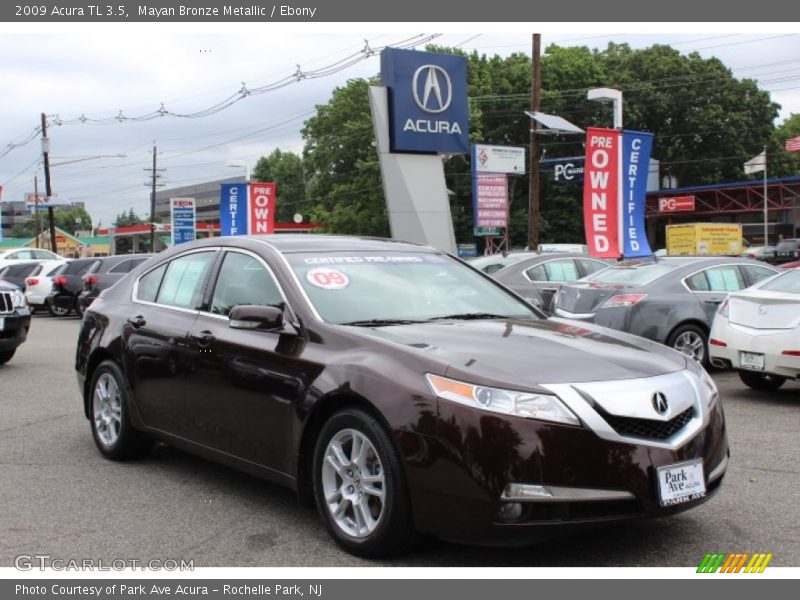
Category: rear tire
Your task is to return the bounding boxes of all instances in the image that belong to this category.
[0,349,16,365]
[48,302,71,317]
[739,370,786,391]
[312,408,417,558]
[88,360,152,460]
[667,324,709,366]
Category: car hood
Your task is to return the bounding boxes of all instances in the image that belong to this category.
[350,318,686,387]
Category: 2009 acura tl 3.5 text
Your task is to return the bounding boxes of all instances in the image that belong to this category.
[75,235,728,557]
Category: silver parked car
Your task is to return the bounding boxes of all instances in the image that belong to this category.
[554,257,780,364]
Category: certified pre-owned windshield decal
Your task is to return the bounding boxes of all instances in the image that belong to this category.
[306,268,350,290]
[303,256,425,265]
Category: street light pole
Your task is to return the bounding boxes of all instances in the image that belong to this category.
[587,88,623,129]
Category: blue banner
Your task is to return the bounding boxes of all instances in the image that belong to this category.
[219,183,249,236]
[170,198,196,246]
[380,47,469,154]
[621,131,654,258]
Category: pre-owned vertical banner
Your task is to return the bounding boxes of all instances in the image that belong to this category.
[219,183,249,236]
[621,131,654,257]
[583,127,621,258]
[170,198,196,246]
[248,182,276,235]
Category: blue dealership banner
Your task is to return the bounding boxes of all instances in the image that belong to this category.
[219,183,249,236]
[620,131,654,258]
[380,47,469,154]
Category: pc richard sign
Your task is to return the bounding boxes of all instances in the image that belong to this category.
[380,48,469,154]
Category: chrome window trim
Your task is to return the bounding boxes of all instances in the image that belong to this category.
[199,247,299,325]
[680,262,779,294]
[131,247,218,313]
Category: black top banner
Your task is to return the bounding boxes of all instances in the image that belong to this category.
[2,0,799,21]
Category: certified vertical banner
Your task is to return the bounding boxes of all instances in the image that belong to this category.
[248,182,276,235]
[219,183,248,236]
[583,127,621,258]
[621,131,654,257]
[170,198,196,246]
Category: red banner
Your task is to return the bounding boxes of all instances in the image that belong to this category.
[248,182,276,235]
[658,196,696,212]
[583,127,621,258]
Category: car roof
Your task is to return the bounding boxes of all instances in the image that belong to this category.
[189,234,438,255]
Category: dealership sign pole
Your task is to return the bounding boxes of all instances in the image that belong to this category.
[583,127,653,258]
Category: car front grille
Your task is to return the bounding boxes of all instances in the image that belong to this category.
[597,405,695,441]
[0,291,13,314]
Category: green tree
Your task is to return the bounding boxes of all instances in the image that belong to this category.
[114,208,144,227]
[54,206,93,235]
[252,149,307,223]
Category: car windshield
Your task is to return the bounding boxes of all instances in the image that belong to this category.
[287,252,539,325]
[760,269,800,293]
[586,262,679,286]
[775,240,799,251]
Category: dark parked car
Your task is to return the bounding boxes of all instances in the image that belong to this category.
[0,280,32,365]
[467,252,537,275]
[45,257,102,316]
[771,238,800,264]
[77,254,151,313]
[554,256,780,364]
[490,252,611,314]
[76,235,728,557]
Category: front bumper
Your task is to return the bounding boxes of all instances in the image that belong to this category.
[406,382,728,545]
[0,312,32,352]
[710,319,800,380]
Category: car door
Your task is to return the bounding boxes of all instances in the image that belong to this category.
[525,258,582,313]
[124,250,217,437]
[184,249,308,473]
[683,264,747,325]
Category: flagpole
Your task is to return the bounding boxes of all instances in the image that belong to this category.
[763,145,768,246]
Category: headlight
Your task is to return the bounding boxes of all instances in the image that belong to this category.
[10,289,27,309]
[687,360,719,409]
[426,373,581,426]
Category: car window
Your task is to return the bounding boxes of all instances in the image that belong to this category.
[525,264,547,281]
[209,252,284,316]
[740,264,778,286]
[685,271,711,291]
[577,258,608,277]
[775,240,799,251]
[9,250,34,260]
[544,259,580,282]
[155,252,216,309]
[108,259,138,274]
[45,263,63,276]
[701,266,745,292]
[761,269,800,293]
[32,250,56,260]
[136,264,167,303]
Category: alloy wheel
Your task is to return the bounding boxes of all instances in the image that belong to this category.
[93,372,122,447]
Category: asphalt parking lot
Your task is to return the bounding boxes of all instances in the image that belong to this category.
[1,315,799,567]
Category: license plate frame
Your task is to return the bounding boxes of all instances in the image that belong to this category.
[656,459,706,507]
[740,351,765,371]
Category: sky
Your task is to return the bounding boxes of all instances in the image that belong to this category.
[1,23,798,229]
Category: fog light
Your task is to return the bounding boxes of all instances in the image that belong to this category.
[497,502,524,523]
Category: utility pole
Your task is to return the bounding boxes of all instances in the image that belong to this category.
[527,33,542,251]
[41,113,57,253]
[144,143,165,253]
[33,175,40,248]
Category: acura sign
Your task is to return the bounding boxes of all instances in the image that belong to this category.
[380,48,469,154]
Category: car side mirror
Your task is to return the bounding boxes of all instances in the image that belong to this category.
[229,305,284,331]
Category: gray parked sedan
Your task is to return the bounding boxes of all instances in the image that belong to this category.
[554,257,780,364]
[490,253,611,313]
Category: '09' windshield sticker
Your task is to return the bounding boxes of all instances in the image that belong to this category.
[306,268,350,290]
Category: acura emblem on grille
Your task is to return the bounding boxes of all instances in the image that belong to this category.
[652,392,669,415]
[758,305,767,315]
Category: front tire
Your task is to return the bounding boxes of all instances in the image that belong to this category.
[312,408,417,558]
[667,324,709,366]
[88,360,152,460]
[0,349,16,365]
[739,370,786,391]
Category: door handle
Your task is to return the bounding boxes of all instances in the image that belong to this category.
[127,315,146,329]
[192,330,215,348]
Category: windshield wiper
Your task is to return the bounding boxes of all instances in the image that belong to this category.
[339,318,425,327]
[427,312,510,321]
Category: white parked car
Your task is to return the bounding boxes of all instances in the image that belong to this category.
[0,247,63,270]
[24,260,70,311]
[709,268,800,390]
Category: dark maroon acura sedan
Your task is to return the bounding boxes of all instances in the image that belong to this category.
[76,235,728,557]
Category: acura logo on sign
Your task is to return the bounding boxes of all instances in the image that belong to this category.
[412,65,452,113]
[652,392,669,415]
